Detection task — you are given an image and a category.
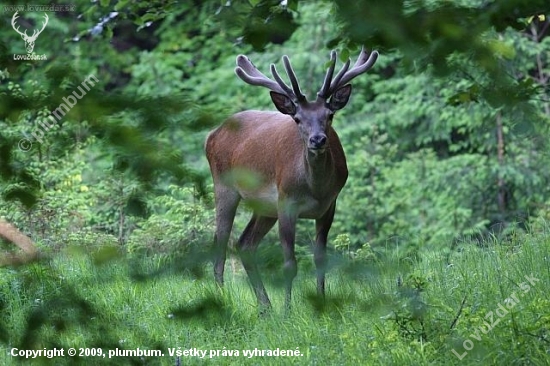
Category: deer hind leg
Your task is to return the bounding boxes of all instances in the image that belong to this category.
[237,214,277,309]
[213,184,240,287]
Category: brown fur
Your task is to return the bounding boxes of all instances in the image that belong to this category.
[206,109,348,309]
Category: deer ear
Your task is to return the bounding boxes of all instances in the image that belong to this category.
[270,91,296,115]
[328,84,352,111]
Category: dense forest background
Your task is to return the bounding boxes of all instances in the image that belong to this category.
[1,1,549,364]
[1,0,549,259]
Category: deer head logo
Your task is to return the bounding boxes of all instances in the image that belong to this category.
[11,12,49,54]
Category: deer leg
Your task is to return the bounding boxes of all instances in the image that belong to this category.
[314,202,336,298]
[213,185,240,287]
[237,215,277,309]
[278,206,298,311]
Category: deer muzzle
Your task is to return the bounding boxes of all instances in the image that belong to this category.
[309,134,327,150]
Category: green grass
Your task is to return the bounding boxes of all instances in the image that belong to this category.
[1,231,549,365]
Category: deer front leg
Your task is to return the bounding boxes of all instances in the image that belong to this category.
[278,202,298,311]
[314,202,336,298]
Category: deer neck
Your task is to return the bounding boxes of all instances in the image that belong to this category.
[303,144,335,193]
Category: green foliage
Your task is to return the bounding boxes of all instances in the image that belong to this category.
[127,185,214,256]
[1,227,549,365]
[331,9,550,252]
[3,0,545,251]
[216,0,300,51]
[1,1,550,364]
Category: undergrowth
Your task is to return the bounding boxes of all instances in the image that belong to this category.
[0,229,549,365]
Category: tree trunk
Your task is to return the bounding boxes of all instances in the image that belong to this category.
[496,111,506,217]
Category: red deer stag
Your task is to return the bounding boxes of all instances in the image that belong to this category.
[205,48,378,310]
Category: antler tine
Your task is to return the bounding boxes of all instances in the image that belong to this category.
[236,55,264,78]
[235,68,286,94]
[11,12,26,36]
[270,63,296,99]
[317,50,337,99]
[330,48,379,92]
[325,56,350,98]
[235,55,287,95]
[40,13,49,32]
[282,56,305,102]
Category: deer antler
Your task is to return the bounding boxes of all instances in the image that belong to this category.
[11,12,48,41]
[317,47,379,100]
[29,13,49,40]
[235,54,306,102]
[35,13,49,38]
[11,12,27,38]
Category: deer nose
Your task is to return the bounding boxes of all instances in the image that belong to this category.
[309,134,327,149]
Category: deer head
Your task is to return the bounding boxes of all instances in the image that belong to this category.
[12,12,49,54]
[235,48,378,155]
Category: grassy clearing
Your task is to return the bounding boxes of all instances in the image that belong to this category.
[1,231,549,365]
